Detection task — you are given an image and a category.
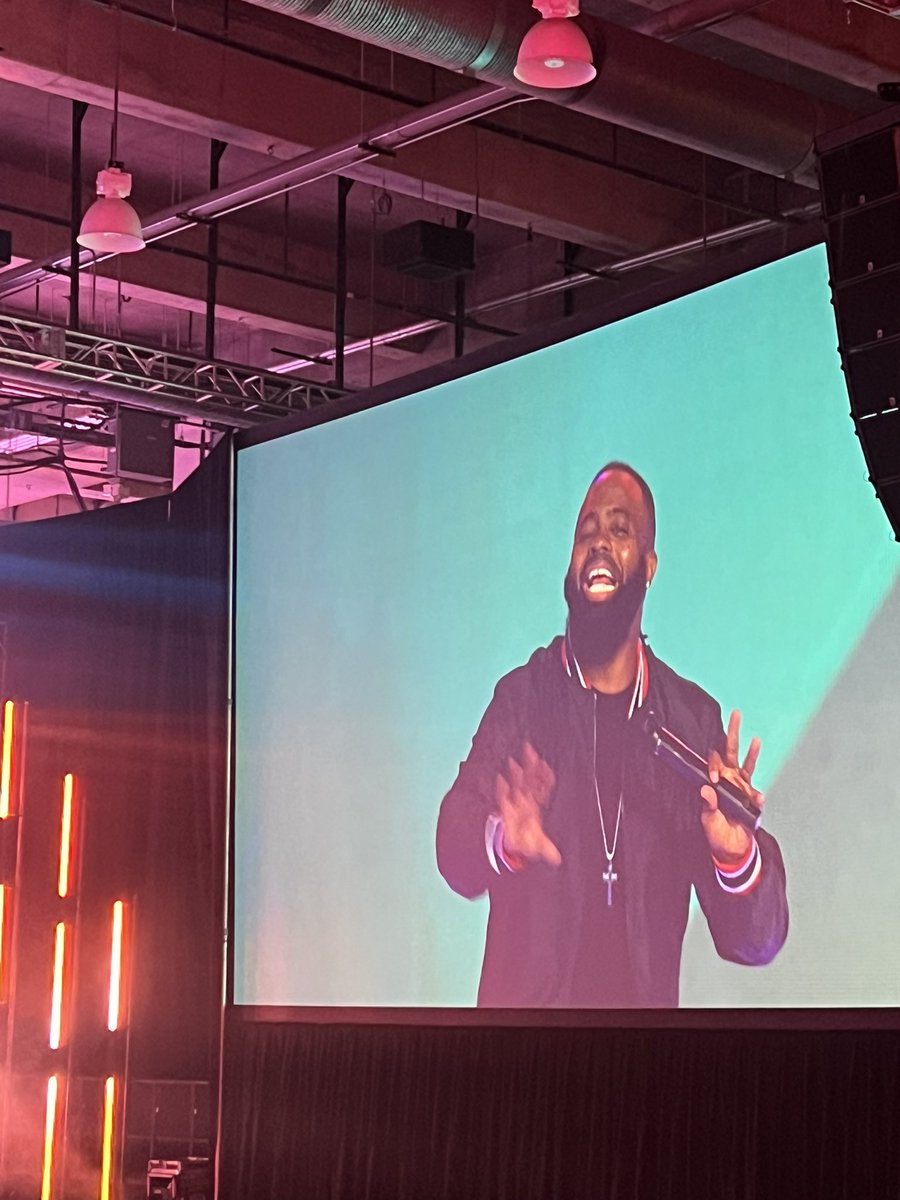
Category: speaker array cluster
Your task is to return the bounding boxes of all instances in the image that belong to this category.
[819,113,900,538]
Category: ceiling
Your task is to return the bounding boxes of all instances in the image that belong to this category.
[0,0,897,519]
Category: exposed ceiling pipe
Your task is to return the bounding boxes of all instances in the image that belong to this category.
[0,83,524,300]
[244,0,853,184]
[630,0,771,42]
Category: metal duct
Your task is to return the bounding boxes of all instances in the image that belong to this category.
[257,0,523,74]
[245,0,854,184]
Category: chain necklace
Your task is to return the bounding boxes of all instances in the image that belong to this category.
[591,644,644,907]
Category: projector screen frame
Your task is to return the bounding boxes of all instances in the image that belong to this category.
[226,217,900,1029]
[229,1005,900,1029]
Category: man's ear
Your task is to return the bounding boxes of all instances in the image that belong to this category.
[645,551,658,590]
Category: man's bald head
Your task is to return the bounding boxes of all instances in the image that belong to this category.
[590,461,656,548]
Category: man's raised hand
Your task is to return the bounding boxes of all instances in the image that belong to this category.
[700,709,765,863]
[494,741,561,868]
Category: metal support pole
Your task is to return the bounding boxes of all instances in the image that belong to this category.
[632,0,769,40]
[205,140,227,360]
[562,241,578,319]
[116,894,138,1195]
[454,212,472,359]
[58,779,88,1197]
[334,177,354,390]
[69,102,89,332]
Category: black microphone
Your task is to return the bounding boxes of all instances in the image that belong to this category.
[642,710,761,833]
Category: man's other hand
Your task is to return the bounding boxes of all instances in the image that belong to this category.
[700,709,765,864]
[494,741,561,868]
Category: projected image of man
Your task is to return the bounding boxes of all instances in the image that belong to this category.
[436,463,788,1007]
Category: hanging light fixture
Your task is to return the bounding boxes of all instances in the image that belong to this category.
[514,0,597,89]
[77,165,144,254]
[77,0,144,255]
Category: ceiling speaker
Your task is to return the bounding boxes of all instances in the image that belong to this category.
[381,221,475,281]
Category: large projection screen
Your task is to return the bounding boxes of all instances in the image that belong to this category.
[233,244,900,1012]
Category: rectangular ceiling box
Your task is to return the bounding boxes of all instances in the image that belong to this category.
[113,408,175,484]
[381,221,475,281]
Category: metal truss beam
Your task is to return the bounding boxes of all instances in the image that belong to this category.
[0,317,346,429]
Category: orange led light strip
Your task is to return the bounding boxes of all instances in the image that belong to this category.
[0,885,6,995]
[49,922,66,1050]
[107,901,124,1033]
[99,1076,115,1200]
[41,1075,58,1200]
[0,700,14,818]
[58,774,74,898]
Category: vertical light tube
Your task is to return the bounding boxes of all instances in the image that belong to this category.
[49,922,66,1050]
[99,1076,115,1200]
[107,901,124,1033]
[41,1075,58,1200]
[0,700,14,819]
[0,885,5,995]
[58,774,74,898]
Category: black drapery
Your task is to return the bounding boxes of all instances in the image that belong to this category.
[0,442,229,1084]
[220,1018,900,1200]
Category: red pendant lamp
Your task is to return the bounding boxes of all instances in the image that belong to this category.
[514,0,597,89]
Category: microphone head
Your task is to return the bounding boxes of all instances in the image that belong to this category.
[635,707,663,753]
[639,706,660,735]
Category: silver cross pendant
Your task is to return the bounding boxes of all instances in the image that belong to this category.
[603,858,618,907]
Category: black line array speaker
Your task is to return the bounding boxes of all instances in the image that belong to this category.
[818,110,900,538]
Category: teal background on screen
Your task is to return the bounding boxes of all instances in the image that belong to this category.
[234,244,900,1007]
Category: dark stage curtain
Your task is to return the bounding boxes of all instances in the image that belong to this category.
[0,443,229,1082]
[221,1019,900,1200]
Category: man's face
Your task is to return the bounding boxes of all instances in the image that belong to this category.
[566,468,657,606]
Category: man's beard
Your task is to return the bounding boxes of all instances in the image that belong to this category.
[564,559,647,669]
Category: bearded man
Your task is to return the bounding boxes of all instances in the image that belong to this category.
[436,463,788,1008]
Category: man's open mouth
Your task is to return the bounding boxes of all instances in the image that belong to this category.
[581,557,618,596]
